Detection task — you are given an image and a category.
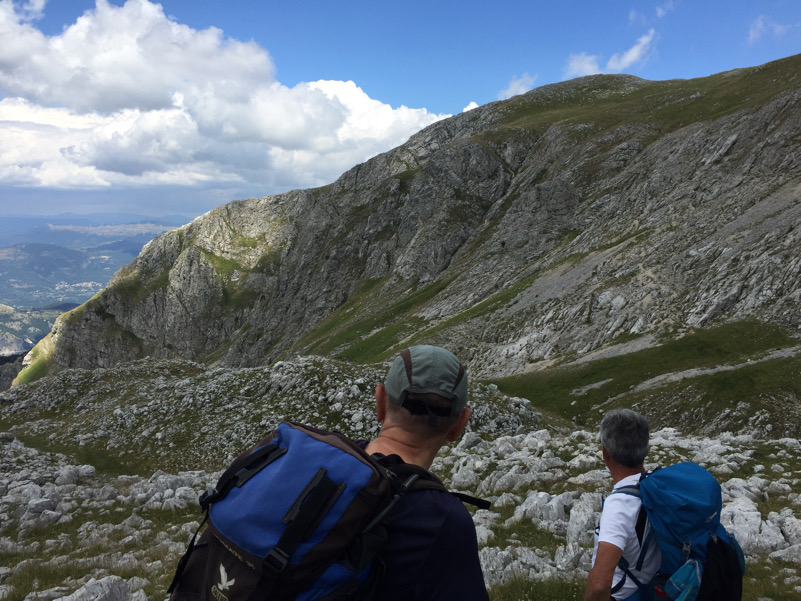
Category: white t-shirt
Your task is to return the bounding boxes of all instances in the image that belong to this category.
[592,474,662,600]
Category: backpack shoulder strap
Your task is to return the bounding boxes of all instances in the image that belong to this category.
[613,484,641,498]
[375,454,491,510]
[609,472,657,578]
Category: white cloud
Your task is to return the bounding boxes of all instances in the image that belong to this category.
[564,29,656,80]
[656,1,674,19]
[0,0,449,196]
[564,52,602,79]
[629,10,646,26]
[606,29,656,72]
[498,73,537,101]
[462,101,479,113]
[748,15,792,45]
[748,16,767,45]
[13,0,46,21]
[1,0,276,113]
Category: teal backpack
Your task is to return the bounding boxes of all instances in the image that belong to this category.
[612,462,745,601]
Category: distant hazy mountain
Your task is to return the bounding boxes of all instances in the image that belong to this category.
[0,213,191,356]
[0,213,190,248]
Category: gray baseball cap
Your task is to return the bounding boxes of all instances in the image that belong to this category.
[384,345,468,416]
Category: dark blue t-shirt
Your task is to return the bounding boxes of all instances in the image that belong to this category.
[366,451,489,601]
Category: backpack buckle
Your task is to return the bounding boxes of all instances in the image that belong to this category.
[198,489,216,511]
[264,547,290,573]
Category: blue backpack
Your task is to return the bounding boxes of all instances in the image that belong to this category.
[613,462,745,601]
[167,422,488,601]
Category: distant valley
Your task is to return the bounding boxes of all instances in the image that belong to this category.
[0,213,189,357]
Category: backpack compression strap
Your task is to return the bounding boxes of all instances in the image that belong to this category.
[263,467,347,574]
[199,441,288,510]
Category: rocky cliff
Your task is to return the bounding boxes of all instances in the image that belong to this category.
[18,54,801,384]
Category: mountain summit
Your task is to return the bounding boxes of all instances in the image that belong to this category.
[18,54,801,383]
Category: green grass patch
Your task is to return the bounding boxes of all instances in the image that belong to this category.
[237,234,261,249]
[742,557,800,601]
[337,317,426,363]
[200,249,242,277]
[301,277,454,360]
[489,575,585,601]
[491,321,798,429]
[12,334,55,386]
[1,502,200,601]
[294,276,389,352]
[492,506,565,551]
[13,354,49,386]
[496,54,801,146]
[6,429,136,477]
[642,353,801,438]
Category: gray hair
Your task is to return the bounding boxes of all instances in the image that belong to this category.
[600,409,650,467]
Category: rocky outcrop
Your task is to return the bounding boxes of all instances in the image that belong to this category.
[0,354,23,391]
[19,55,801,382]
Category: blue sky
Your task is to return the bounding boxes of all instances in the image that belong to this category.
[1,0,799,219]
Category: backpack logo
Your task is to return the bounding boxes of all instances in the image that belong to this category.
[211,564,235,601]
[218,564,236,590]
[706,510,718,523]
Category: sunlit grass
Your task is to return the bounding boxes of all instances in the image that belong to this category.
[490,321,800,433]
[489,575,585,601]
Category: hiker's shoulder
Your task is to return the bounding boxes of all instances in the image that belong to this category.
[604,480,643,515]
[404,488,475,538]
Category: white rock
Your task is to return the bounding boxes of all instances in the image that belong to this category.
[555,543,585,570]
[769,544,801,563]
[779,515,801,545]
[55,467,80,485]
[568,453,599,470]
[474,524,495,546]
[452,466,479,489]
[567,492,602,546]
[26,497,56,514]
[721,496,786,554]
[53,576,129,601]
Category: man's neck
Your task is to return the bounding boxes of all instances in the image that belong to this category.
[610,464,645,485]
[364,426,439,470]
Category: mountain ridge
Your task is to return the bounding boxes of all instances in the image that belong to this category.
[15,54,801,384]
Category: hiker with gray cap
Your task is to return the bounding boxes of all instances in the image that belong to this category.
[364,344,489,601]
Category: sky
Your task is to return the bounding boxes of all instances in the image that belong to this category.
[1,0,799,220]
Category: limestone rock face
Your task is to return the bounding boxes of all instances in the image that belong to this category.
[28,56,801,379]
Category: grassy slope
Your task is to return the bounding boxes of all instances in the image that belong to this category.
[491,320,801,436]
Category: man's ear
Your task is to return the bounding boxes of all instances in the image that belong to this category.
[375,383,387,423]
[446,407,471,442]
